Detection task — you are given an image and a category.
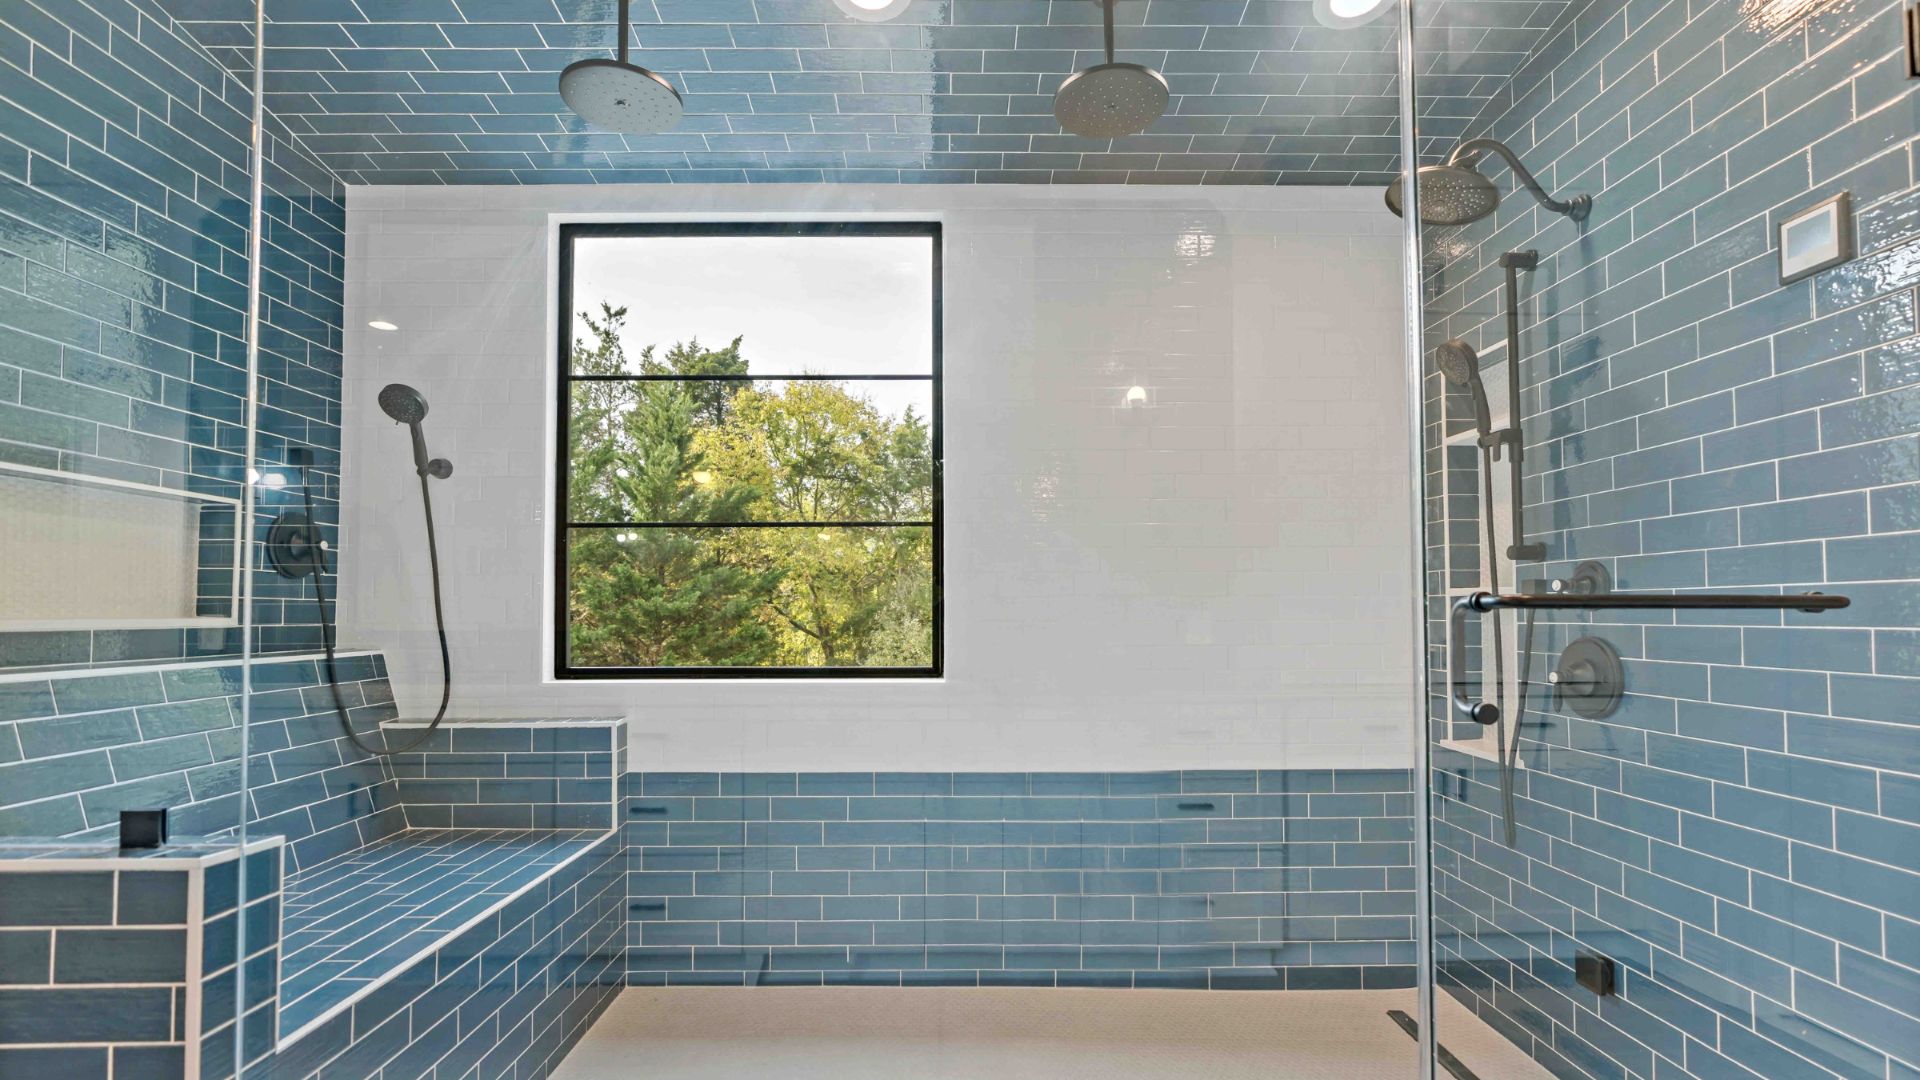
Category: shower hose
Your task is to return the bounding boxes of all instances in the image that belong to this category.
[303,467,452,757]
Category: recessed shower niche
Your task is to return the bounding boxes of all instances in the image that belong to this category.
[0,464,239,633]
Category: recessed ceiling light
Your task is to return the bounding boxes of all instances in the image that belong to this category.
[369,320,399,331]
[1314,0,1392,28]
[832,0,913,22]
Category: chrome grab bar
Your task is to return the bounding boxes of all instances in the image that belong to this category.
[1447,590,1849,727]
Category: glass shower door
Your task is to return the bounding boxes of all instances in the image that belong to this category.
[1409,2,1920,1079]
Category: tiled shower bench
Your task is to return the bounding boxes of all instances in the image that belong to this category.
[0,717,629,1080]
[0,836,285,1080]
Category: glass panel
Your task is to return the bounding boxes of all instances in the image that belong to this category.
[566,379,934,524]
[563,525,935,671]
[1415,3,1920,1079]
[232,9,355,1075]
[568,231,936,376]
[0,1,270,1076]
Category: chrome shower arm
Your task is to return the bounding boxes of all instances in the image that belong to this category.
[1449,138,1592,222]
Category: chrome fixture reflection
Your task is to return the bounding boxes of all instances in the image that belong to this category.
[558,0,682,135]
[1054,0,1169,138]
[1385,137,1592,226]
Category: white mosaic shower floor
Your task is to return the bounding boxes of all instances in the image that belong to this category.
[552,987,1552,1079]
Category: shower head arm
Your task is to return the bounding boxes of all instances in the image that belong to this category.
[1450,137,1592,222]
[616,0,630,63]
[1101,0,1117,63]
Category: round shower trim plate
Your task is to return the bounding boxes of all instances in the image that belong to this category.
[1313,0,1394,29]
[831,0,914,21]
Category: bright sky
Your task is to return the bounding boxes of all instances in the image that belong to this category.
[571,233,935,420]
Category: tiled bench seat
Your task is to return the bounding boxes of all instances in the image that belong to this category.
[277,828,606,1040]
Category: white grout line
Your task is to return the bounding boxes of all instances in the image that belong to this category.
[183,861,203,1080]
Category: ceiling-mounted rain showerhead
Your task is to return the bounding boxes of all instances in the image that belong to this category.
[559,0,682,134]
[1387,138,1592,226]
[1053,0,1169,139]
[1434,339,1494,436]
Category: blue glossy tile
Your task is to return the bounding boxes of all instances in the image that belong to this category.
[0,986,172,1042]
[0,1048,110,1078]
[116,872,189,926]
[52,928,185,983]
[0,873,112,927]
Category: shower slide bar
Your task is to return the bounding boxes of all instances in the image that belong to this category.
[1447,590,1850,727]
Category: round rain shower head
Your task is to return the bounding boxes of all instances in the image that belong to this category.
[379,383,429,425]
[1054,62,1170,138]
[559,59,682,134]
[1385,163,1502,226]
[1433,339,1480,387]
[558,0,681,134]
[1054,0,1168,139]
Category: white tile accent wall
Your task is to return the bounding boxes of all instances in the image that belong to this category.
[339,185,1415,773]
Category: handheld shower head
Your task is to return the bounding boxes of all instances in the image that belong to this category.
[1434,339,1494,436]
[378,383,452,479]
[378,383,428,425]
[1387,137,1592,226]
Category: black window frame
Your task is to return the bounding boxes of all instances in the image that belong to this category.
[553,221,943,680]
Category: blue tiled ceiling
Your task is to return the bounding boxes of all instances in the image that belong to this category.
[160,0,1569,185]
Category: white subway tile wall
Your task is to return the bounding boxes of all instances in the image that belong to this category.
[340,185,1416,774]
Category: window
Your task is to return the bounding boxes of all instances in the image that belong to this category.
[554,222,941,678]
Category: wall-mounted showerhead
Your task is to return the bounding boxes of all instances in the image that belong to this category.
[1054,0,1169,138]
[1387,137,1592,226]
[379,383,452,479]
[558,0,682,134]
[1434,339,1493,436]
[1387,163,1501,226]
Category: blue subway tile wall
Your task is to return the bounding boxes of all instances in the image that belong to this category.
[386,719,625,832]
[0,0,348,672]
[0,653,400,872]
[1422,2,1920,1079]
[0,656,625,875]
[202,844,285,1080]
[150,0,1585,187]
[624,770,1415,989]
